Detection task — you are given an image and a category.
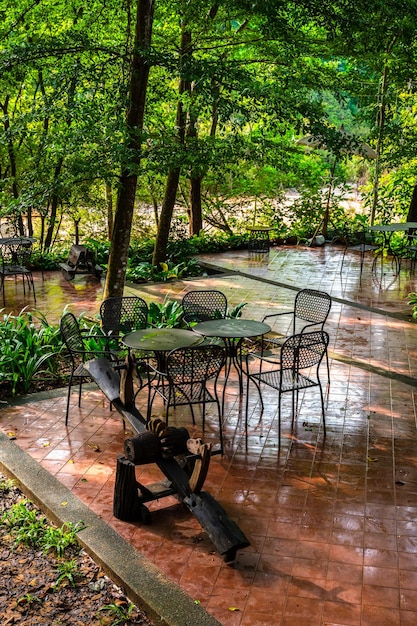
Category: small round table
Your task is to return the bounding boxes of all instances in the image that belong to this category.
[193,318,271,393]
[123,328,202,370]
[123,327,202,353]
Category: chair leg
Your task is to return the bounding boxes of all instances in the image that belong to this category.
[359,251,365,281]
[278,393,282,450]
[340,249,347,273]
[78,377,83,408]
[319,382,326,436]
[65,374,74,426]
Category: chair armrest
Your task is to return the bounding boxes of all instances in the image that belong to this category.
[262,311,292,323]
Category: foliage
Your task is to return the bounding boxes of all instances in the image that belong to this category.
[407,292,417,319]
[126,260,193,283]
[0,498,82,558]
[100,600,136,625]
[53,559,81,590]
[147,297,185,329]
[0,309,62,394]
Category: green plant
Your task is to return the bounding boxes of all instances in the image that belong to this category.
[16,593,42,607]
[408,292,417,319]
[0,477,15,493]
[148,297,184,328]
[1,499,48,547]
[99,600,135,625]
[41,521,84,558]
[0,309,62,394]
[1,499,84,556]
[226,302,247,318]
[53,559,80,589]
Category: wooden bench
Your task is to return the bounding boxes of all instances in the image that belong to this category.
[84,357,250,562]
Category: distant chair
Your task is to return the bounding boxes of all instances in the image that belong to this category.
[245,330,329,448]
[262,288,331,384]
[59,312,111,425]
[340,225,378,280]
[182,290,228,326]
[147,344,226,453]
[0,239,36,305]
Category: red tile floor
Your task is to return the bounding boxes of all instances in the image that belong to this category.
[2,243,417,625]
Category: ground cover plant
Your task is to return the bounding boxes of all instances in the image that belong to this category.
[0,474,155,625]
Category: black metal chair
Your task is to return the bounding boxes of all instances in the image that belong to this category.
[182,290,228,326]
[0,239,36,305]
[262,288,331,384]
[340,225,378,280]
[147,344,226,453]
[100,296,149,346]
[59,312,111,425]
[245,330,329,448]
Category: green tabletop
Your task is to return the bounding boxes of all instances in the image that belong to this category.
[194,318,270,339]
[122,327,202,351]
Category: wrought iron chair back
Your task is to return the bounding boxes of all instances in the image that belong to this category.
[246,330,329,448]
[60,312,109,425]
[182,289,228,325]
[148,344,226,453]
[100,296,149,341]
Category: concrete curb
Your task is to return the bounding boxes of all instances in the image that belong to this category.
[0,430,221,626]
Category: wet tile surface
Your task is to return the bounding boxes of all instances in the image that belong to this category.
[2,243,417,624]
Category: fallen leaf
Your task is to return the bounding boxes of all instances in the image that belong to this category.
[61,501,68,506]
[87,444,100,452]
[229,606,240,612]
[43,442,50,447]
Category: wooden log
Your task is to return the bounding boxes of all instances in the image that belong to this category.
[113,455,143,521]
[124,431,162,465]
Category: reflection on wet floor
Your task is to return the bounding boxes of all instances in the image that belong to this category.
[2,244,417,625]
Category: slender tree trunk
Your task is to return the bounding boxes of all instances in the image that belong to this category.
[190,176,202,234]
[44,159,63,250]
[188,84,203,235]
[103,0,155,299]
[152,27,190,266]
[105,182,113,240]
[370,37,396,225]
[1,95,24,234]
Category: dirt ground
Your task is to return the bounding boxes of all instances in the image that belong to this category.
[0,473,156,626]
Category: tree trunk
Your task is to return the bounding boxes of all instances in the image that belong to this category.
[152,168,181,266]
[152,28,190,266]
[190,176,203,234]
[103,0,155,300]
[370,37,397,225]
[407,182,417,222]
[105,182,113,240]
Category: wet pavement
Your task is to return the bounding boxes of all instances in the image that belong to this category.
[2,243,417,625]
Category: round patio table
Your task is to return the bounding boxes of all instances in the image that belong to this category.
[123,328,203,370]
[193,318,270,394]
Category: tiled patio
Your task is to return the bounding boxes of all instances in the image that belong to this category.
[2,242,417,625]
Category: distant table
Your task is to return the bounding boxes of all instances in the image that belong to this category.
[194,318,271,393]
[370,222,417,274]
